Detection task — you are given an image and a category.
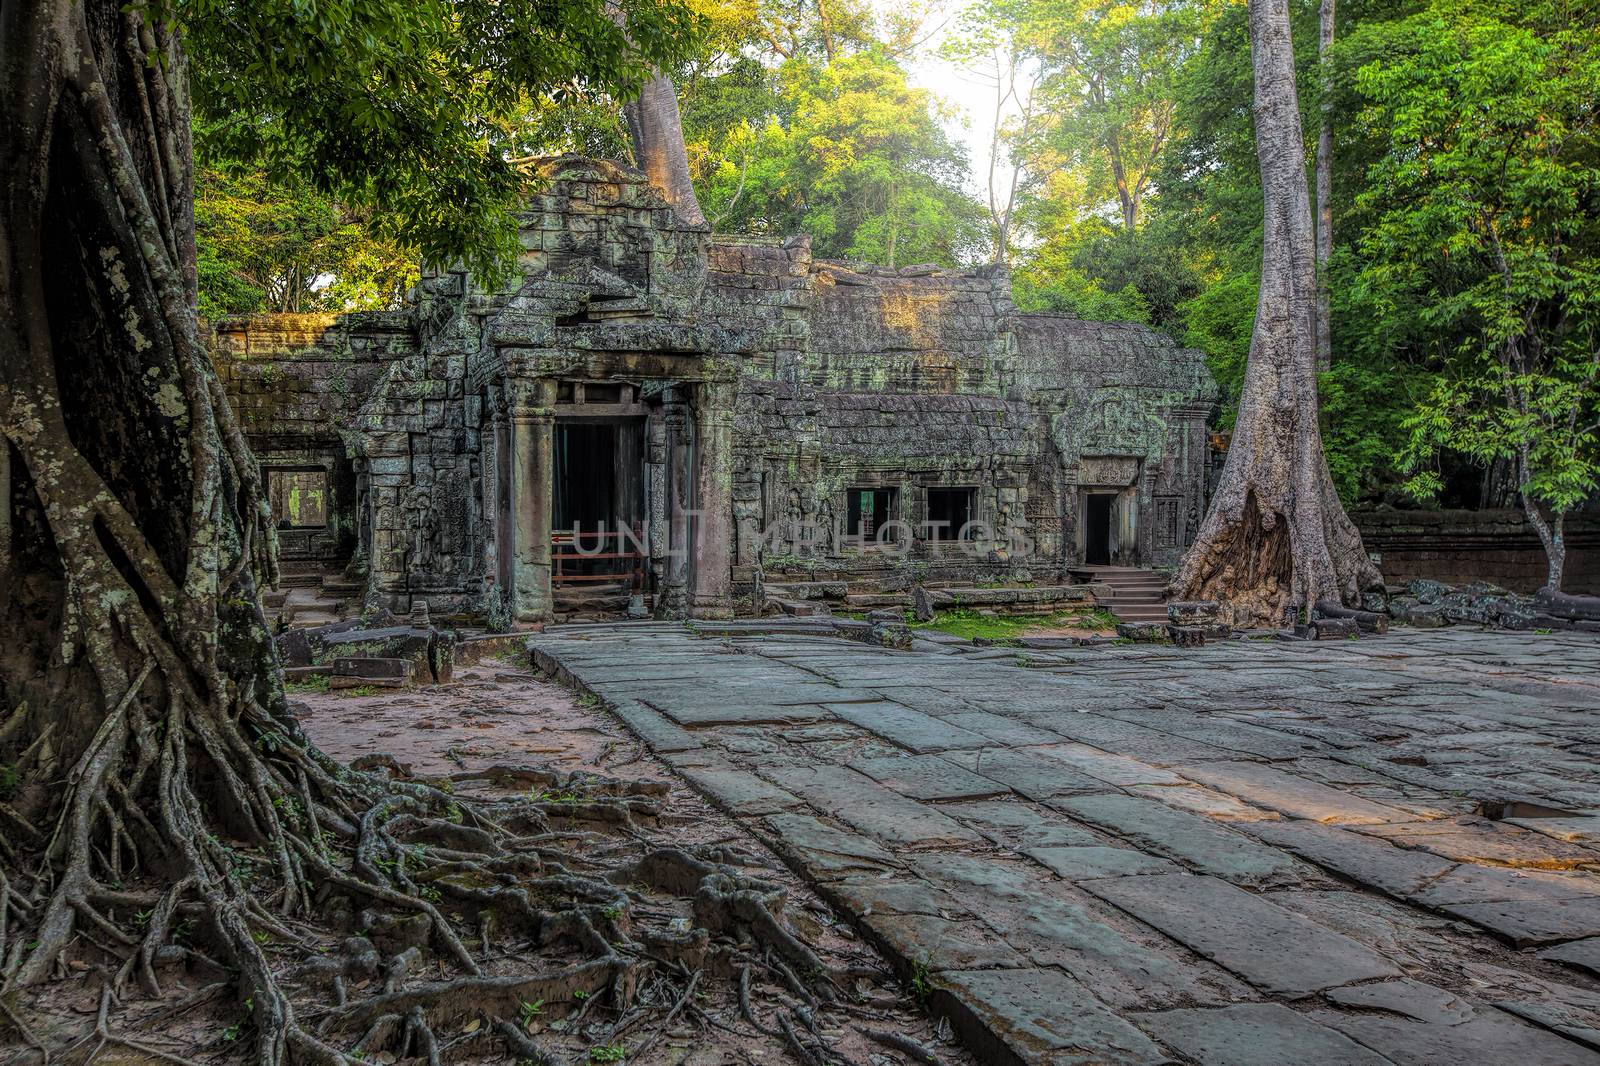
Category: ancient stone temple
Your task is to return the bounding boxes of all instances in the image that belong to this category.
[213,158,1216,624]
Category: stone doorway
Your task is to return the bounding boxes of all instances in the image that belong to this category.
[551,419,646,613]
[1084,492,1115,565]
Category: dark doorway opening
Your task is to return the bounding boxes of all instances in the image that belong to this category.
[926,487,975,541]
[553,421,645,603]
[1085,494,1113,565]
[847,488,898,542]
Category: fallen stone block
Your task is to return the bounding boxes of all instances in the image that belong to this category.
[1116,621,1170,643]
[329,656,412,688]
[1307,617,1358,639]
[1169,626,1207,648]
[1166,600,1219,626]
[1395,603,1449,628]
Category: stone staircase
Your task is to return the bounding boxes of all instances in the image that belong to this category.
[1079,566,1169,624]
[267,561,362,628]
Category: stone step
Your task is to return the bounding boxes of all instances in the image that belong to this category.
[768,596,831,617]
[1113,608,1171,622]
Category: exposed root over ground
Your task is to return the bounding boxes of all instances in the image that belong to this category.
[0,665,961,1066]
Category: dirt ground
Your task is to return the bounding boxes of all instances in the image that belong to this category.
[1,658,970,1066]
[284,657,970,1065]
[292,656,966,1062]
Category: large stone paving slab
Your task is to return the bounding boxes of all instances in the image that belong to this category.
[1053,793,1308,885]
[1082,873,1402,996]
[532,625,1600,1066]
[933,968,1173,1066]
[1133,1003,1394,1066]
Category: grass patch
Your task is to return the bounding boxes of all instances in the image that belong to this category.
[339,685,382,697]
[909,607,1114,641]
[284,674,330,694]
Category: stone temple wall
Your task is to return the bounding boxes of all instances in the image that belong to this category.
[214,157,1218,619]
[1353,509,1600,595]
[209,312,415,568]
[716,242,1214,585]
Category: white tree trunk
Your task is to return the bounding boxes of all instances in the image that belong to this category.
[1171,0,1381,628]
[624,75,706,226]
[1314,0,1335,372]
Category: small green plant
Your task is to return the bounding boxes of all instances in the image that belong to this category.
[341,685,382,697]
[0,762,19,802]
[285,674,330,694]
[519,999,544,1028]
[589,1044,626,1064]
[909,955,933,1001]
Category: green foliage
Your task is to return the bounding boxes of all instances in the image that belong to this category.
[909,607,1111,641]
[284,674,330,695]
[683,50,985,265]
[182,0,703,284]
[195,168,418,318]
[1353,0,1600,528]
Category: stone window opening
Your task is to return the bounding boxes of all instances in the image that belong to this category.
[846,487,899,543]
[925,487,976,541]
[267,468,328,529]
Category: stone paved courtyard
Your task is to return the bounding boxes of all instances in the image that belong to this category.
[528,624,1600,1065]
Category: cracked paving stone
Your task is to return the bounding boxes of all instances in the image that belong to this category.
[758,812,899,877]
[1351,817,1600,869]
[1053,793,1307,886]
[1123,782,1284,822]
[1082,873,1401,997]
[914,853,1248,1010]
[850,753,1012,800]
[934,968,1173,1066]
[1245,818,1457,896]
[605,699,702,753]
[1023,845,1180,880]
[824,700,992,752]
[940,799,1105,849]
[1133,1003,1394,1066]
[1314,979,1600,1065]
[674,763,804,815]
[1036,743,1188,787]
[941,747,1114,801]
[762,763,985,846]
[940,710,1068,747]
[1177,760,1414,824]
[1543,938,1600,978]
[825,870,1029,970]
[1438,897,1600,947]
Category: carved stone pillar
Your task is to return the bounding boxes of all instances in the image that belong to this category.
[507,377,556,624]
[655,386,693,619]
[692,380,735,618]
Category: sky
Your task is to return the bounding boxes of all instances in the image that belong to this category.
[885,0,1009,209]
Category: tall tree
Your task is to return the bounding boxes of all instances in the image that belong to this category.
[1172,0,1381,626]
[1314,0,1335,371]
[626,76,709,224]
[1369,0,1600,590]
[0,0,698,1060]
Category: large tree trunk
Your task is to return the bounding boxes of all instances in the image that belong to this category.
[1172,0,1381,628]
[624,75,706,226]
[0,0,328,1057]
[1314,0,1335,372]
[2,9,831,1066]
